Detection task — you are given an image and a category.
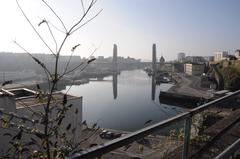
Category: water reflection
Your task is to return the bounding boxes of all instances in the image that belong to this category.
[63,70,185,132]
[113,71,156,101]
[151,74,156,101]
[113,73,118,99]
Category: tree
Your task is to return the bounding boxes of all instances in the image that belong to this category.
[0,0,102,158]
[221,66,240,91]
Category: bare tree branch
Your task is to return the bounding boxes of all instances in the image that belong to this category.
[37,17,58,55]
[71,44,81,52]
[60,47,97,78]
[16,0,56,55]
[73,128,100,150]
[13,41,52,78]
[16,100,43,118]
[6,0,102,158]
[48,21,66,34]
[47,0,100,83]
[71,9,103,34]
[41,0,68,33]
[64,58,95,95]
[0,110,36,125]
[61,43,81,77]
[63,50,75,76]
[59,43,99,95]
[45,20,58,53]
[68,0,96,34]
[81,0,86,14]
[43,69,51,92]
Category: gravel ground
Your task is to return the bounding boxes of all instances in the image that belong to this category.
[169,74,211,99]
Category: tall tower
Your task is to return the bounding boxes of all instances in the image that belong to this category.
[177,52,186,63]
[152,44,156,73]
[113,44,118,72]
[159,55,165,70]
[112,44,118,99]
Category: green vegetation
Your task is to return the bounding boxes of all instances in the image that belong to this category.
[218,61,240,91]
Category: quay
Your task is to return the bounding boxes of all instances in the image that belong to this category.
[158,73,212,108]
[159,91,207,108]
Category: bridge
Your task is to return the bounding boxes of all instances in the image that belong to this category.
[93,43,176,73]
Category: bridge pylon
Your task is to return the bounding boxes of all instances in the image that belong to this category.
[152,44,157,73]
[113,44,118,72]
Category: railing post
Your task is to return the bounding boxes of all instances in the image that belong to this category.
[182,114,192,159]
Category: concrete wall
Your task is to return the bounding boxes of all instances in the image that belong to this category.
[0,95,83,153]
[0,96,16,113]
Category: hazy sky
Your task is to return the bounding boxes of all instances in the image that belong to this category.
[0,0,240,61]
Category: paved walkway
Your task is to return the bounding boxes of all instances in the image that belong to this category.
[169,74,210,99]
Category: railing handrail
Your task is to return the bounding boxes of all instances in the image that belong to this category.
[69,90,240,159]
[215,138,240,159]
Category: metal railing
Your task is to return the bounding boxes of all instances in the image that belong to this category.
[69,90,240,159]
[215,138,240,159]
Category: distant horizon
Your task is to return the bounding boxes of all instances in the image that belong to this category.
[0,48,237,62]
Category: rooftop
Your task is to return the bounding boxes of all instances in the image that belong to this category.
[0,88,81,108]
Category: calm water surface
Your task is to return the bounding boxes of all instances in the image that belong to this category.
[63,70,184,131]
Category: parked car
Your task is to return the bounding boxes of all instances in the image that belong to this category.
[99,130,121,139]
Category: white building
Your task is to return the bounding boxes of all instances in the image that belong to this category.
[235,50,240,60]
[184,63,205,76]
[214,51,228,62]
[177,52,186,62]
[0,88,82,152]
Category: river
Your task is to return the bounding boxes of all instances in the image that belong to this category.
[62,70,185,132]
